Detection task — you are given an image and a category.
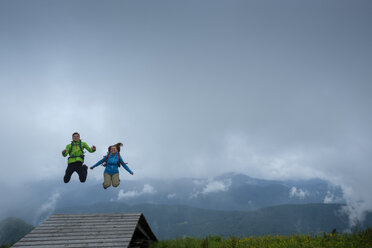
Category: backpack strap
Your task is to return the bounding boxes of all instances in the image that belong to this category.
[102,150,111,167]
[117,153,121,167]
[69,141,74,154]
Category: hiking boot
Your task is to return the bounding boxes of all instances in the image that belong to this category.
[103,183,108,190]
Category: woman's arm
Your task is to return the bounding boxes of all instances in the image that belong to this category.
[120,156,133,175]
[91,156,107,169]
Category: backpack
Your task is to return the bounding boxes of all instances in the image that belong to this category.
[68,141,85,160]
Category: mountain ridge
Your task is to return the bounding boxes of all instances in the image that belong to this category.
[0,217,34,247]
[1,172,344,225]
[55,202,372,240]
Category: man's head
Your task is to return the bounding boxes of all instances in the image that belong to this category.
[72,132,80,142]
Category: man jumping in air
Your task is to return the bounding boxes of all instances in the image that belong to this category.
[62,132,96,183]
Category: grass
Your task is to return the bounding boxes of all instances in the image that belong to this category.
[150,228,372,248]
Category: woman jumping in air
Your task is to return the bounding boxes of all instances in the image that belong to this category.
[90,143,133,189]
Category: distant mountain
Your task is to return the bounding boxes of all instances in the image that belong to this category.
[2,172,344,225]
[59,172,344,211]
[0,217,34,247]
[56,202,372,240]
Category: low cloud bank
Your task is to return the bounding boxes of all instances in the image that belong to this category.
[117,184,156,200]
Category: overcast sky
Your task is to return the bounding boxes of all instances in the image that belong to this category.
[1,0,372,221]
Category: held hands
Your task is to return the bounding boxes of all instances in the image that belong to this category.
[91,145,96,151]
[90,166,94,170]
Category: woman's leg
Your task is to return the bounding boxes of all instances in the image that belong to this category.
[103,173,112,189]
[112,173,120,187]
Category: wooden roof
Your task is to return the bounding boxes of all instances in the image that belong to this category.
[12,213,157,248]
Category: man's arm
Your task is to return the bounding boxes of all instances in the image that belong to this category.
[62,144,70,157]
[83,142,96,153]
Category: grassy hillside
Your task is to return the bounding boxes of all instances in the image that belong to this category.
[150,229,372,248]
[0,217,34,247]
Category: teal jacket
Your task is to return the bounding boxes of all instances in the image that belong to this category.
[92,152,133,175]
[63,140,95,164]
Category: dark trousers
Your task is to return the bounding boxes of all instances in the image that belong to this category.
[64,161,87,183]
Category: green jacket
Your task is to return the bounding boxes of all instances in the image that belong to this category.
[63,140,95,164]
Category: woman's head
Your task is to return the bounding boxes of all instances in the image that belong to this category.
[109,143,123,153]
[110,146,118,153]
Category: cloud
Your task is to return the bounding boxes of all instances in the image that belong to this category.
[192,180,205,185]
[323,191,343,204]
[337,185,372,228]
[117,184,156,200]
[142,184,156,194]
[289,187,309,199]
[202,179,232,194]
[340,203,368,229]
[191,179,232,198]
[167,193,176,199]
[34,192,60,225]
[117,190,140,199]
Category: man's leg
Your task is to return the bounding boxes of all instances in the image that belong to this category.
[112,173,120,187]
[103,173,112,189]
[76,161,87,183]
[63,164,74,183]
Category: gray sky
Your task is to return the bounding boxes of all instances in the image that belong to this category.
[1,0,372,222]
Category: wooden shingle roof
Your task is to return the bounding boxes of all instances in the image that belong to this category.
[12,213,157,248]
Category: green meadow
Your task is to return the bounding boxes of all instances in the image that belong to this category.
[150,228,372,248]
